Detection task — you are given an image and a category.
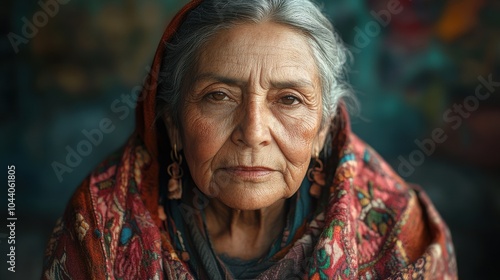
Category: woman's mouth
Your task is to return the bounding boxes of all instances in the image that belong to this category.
[222,166,275,181]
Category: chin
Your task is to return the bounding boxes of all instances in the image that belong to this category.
[209,183,289,211]
[218,197,278,211]
[224,197,273,210]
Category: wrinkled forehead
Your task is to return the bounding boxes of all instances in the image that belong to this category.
[192,22,319,86]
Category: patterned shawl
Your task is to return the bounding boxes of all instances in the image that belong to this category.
[42,1,457,279]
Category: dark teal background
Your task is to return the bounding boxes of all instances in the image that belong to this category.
[1,0,499,279]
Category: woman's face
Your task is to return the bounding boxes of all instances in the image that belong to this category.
[176,22,324,210]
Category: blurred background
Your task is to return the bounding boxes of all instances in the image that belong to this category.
[1,0,499,279]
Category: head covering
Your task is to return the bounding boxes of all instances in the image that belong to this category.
[134,0,202,228]
[42,1,457,279]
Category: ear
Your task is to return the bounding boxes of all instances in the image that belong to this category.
[312,118,332,157]
[162,113,183,150]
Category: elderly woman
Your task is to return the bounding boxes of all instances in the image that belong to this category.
[42,0,457,279]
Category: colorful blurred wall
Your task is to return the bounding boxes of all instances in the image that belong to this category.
[1,0,499,279]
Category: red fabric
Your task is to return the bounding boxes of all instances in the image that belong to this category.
[134,0,203,229]
[42,1,457,279]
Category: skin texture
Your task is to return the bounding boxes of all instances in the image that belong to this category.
[165,21,329,259]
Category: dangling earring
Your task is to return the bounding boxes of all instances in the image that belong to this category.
[167,144,183,200]
[308,155,325,198]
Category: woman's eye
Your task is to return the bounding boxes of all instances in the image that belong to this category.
[207,91,229,101]
[279,95,300,105]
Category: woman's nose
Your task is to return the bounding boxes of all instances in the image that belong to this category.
[231,99,272,149]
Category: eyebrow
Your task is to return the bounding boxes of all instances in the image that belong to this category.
[194,73,315,89]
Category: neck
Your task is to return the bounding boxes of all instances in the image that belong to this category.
[205,198,287,260]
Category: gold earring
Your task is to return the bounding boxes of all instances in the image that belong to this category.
[167,144,183,199]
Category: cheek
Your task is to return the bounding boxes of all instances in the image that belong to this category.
[275,109,322,189]
[180,108,230,181]
[277,110,321,162]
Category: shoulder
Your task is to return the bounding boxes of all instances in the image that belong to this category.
[348,133,413,217]
[346,133,455,277]
[42,136,161,279]
[347,133,425,242]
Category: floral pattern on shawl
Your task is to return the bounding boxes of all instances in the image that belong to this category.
[41,0,456,278]
[42,119,457,279]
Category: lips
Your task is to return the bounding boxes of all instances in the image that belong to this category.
[229,166,273,172]
[222,166,275,181]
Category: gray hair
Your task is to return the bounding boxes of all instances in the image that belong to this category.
[157,0,354,125]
